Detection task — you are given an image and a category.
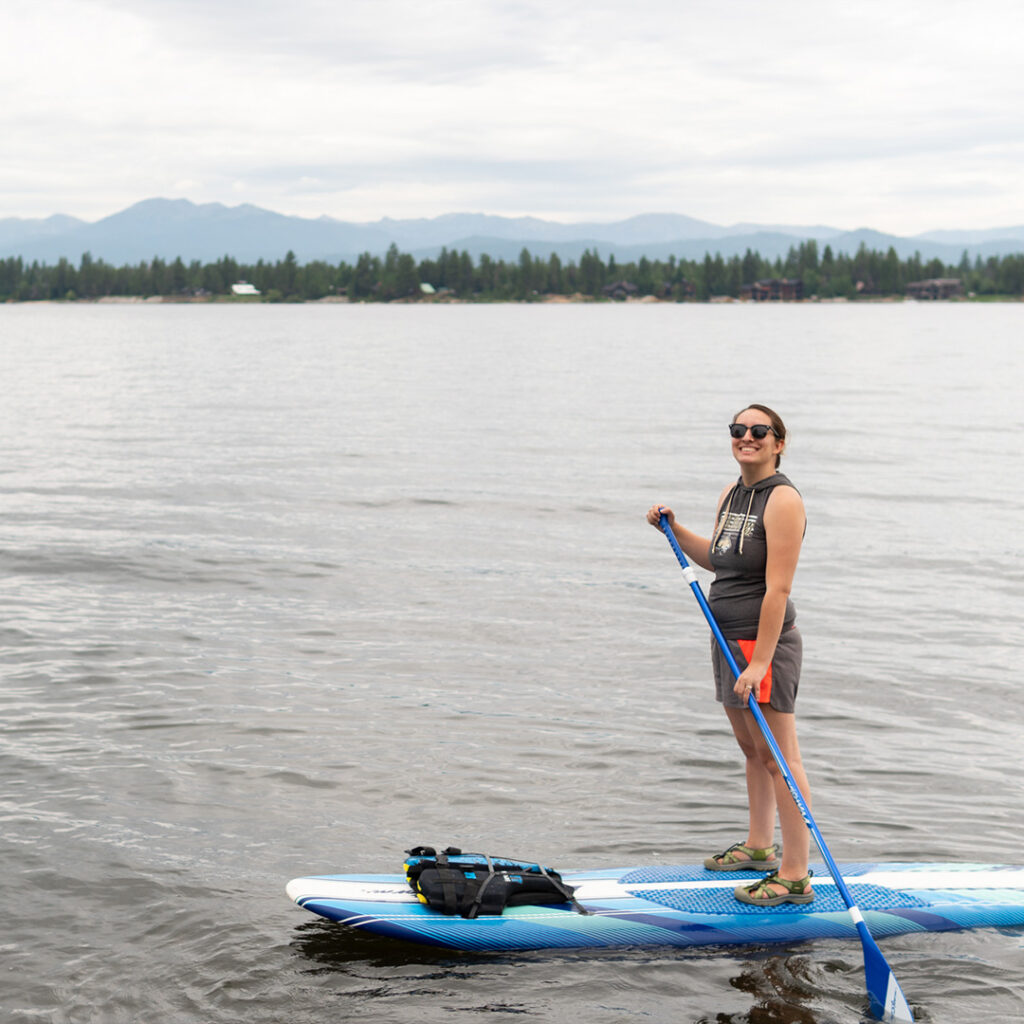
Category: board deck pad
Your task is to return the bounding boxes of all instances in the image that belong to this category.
[287,862,1024,952]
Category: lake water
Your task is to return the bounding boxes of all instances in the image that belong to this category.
[1,301,1022,1023]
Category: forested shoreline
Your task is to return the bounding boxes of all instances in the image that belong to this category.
[2,240,1023,302]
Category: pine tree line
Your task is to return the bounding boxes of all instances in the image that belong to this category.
[2,240,1023,302]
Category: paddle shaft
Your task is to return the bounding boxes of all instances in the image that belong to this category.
[658,513,913,1022]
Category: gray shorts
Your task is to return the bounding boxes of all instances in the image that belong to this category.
[711,626,802,713]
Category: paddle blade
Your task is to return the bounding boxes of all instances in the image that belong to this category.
[861,926,914,1022]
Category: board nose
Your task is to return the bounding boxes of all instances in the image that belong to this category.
[286,878,314,903]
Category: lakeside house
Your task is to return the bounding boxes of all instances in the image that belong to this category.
[601,279,695,300]
[740,278,804,302]
[602,280,639,301]
[231,281,260,296]
[905,278,963,300]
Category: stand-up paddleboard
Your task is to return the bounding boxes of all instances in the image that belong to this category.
[287,862,1024,952]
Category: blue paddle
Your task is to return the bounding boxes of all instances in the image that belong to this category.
[658,512,914,1023]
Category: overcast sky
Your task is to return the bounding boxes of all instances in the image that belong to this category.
[3,0,1022,234]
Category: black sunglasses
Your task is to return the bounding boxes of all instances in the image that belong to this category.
[729,423,778,440]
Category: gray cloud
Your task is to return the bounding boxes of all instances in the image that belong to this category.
[98,0,559,80]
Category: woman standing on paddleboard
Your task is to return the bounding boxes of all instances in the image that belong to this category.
[646,404,814,906]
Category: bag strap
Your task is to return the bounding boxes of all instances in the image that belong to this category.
[432,850,459,916]
[463,854,496,920]
[536,863,589,915]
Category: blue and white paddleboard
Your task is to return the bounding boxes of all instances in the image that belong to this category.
[287,862,1024,951]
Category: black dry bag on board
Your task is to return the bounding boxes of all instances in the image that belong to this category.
[404,845,584,919]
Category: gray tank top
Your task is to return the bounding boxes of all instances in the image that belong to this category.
[707,473,801,635]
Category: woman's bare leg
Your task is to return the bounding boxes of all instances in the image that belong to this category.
[737,706,812,890]
[724,706,778,852]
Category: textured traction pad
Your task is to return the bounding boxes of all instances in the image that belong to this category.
[627,883,928,916]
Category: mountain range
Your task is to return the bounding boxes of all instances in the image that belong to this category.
[2,198,1023,267]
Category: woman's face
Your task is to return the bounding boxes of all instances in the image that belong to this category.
[730,408,784,472]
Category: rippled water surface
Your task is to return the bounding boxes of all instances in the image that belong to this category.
[2,301,1022,1023]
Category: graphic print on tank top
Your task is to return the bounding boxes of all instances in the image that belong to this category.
[712,508,757,556]
[711,486,760,557]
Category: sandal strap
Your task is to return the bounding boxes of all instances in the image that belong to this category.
[715,842,777,864]
[743,870,813,896]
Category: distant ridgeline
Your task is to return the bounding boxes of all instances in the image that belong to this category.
[2,242,1022,302]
